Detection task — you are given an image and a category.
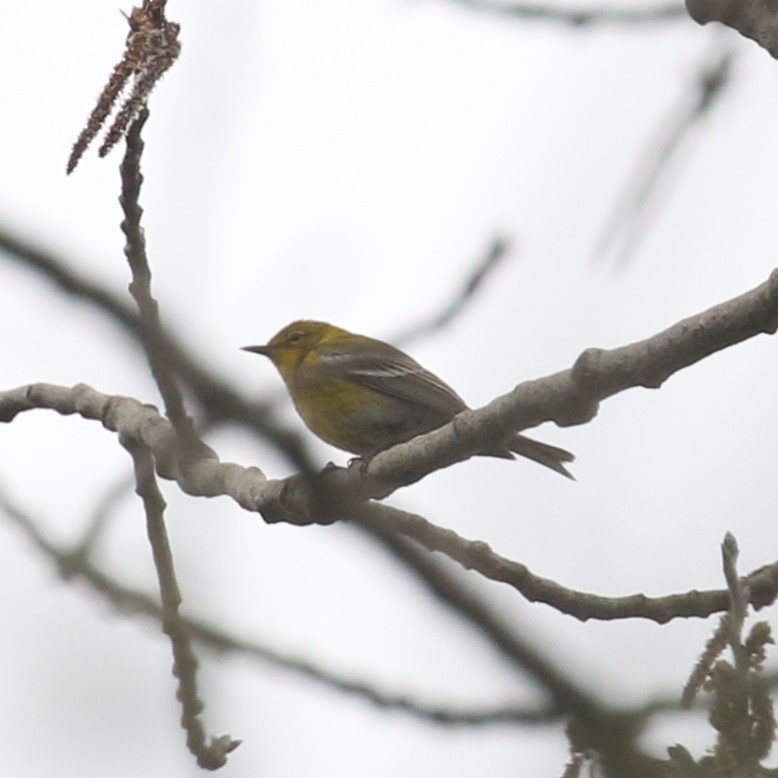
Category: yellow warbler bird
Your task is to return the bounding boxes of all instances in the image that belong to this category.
[243,320,574,478]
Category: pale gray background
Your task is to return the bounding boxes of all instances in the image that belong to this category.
[2,1,778,776]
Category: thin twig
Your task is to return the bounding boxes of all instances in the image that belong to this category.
[121,438,240,769]
[119,109,222,491]
[119,109,191,434]
[392,236,512,347]
[358,504,778,623]
[594,37,735,267]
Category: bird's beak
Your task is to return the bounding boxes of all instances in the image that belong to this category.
[241,344,273,356]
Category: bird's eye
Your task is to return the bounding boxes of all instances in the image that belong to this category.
[287,331,304,344]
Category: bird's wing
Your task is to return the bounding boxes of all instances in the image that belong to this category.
[318,338,467,417]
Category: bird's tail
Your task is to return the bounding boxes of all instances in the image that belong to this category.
[509,434,575,479]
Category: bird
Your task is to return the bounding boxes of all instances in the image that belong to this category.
[243,320,574,478]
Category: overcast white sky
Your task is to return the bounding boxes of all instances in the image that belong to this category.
[2,1,778,776]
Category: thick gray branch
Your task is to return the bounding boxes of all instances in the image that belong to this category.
[3,268,778,523]
[3,269,778,623]
[687,0,778,59]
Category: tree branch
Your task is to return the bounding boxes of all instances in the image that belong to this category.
[2,391,778,627]
[594,39,735,266]
[3,269,778,623]
[392,236,512,347]
[122,436,240,769]
[119,109,210,471]
[687,0,778,59]
[449,0,685,27]
[357,504,778,622]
